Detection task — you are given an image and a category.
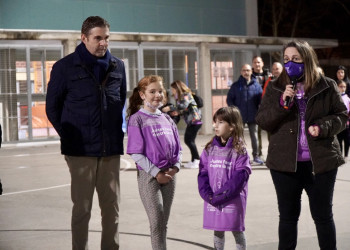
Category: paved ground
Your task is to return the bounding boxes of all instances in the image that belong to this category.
[0,130,349,250]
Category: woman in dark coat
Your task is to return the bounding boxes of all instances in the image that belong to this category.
[256,40,347,250]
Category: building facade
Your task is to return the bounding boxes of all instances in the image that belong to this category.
[0,0,337,142]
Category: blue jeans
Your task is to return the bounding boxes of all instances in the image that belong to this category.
[270,162,337,250]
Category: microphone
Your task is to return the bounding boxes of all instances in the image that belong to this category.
[283,76,298,109]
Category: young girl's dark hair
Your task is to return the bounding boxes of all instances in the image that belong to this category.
[205,106,246,154]
[126,75,163,118]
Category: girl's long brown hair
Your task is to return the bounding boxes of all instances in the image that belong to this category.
[126,75,163,118]
[170,80,192,100]
[205,106,246,155]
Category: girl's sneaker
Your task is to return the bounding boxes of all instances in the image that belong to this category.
[184,159,200,169]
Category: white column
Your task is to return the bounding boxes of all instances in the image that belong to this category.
[63,38,78,56]
[198,42,213,135]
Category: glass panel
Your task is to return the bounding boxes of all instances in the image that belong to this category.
[31,50,44,94]
[45,50,61,93]
[144,49,156,68]
[18,100,28,140]
[110,48,139,91]
[172,50,197,90]
[173,70,186,84]
[157,70,170,89]
[211,51,235,90]
[156,50,169,68]
[0,46,62,142]
[32,101,57,138]
[144,69,155,76]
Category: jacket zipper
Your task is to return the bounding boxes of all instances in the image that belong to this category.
[304,86,329,175]
[81,64,107,156]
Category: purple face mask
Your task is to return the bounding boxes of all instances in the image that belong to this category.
[284,61,304,78]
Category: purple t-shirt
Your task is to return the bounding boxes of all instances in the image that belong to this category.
[127,109,182,170]
[199,137,252,231]
[295,82,311,161]
[341,93,350,113]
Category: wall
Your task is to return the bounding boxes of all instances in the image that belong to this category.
[0,0,247,36]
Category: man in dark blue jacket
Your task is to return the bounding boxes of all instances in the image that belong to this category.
[46,16,126,249]
[227,64,263,165]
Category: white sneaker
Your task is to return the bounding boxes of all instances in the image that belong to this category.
[192,159,200,168]
[184,159,200,169]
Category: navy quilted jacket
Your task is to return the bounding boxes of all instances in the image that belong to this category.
[46,48,126,157]
[226,75,262,123]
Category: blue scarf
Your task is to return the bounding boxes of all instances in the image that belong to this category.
[76,42,111,83]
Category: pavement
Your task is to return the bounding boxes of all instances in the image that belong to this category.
[0,130,349,250]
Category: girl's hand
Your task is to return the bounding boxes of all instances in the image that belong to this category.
[165,167,178,177]
[170,111,179,116]
[155,172,172,184]
[308,125,320,137]
[283,84,295,101]
[161,106,171,113]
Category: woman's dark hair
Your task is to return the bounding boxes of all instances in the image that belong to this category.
[81,16,110,36]
[336,65,350,83]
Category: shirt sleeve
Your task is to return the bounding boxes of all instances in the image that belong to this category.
[173,151,182,171]
[130,153,160,177]
[126,115,145,154]
[197,150,213,203]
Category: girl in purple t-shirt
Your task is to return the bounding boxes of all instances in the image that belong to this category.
[198,107,251,250]
[336,80,350,160]
[126,75,182,250]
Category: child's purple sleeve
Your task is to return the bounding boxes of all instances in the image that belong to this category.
[126,117,144,155]
[210,153,251,206]
[197,150,213,203]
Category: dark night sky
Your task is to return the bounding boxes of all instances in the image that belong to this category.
[258,0,350,59]
[258,0,350,40]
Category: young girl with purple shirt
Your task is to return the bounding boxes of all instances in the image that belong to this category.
[198,106,252,250]
[336,80,350,161]
[127,75,182,250]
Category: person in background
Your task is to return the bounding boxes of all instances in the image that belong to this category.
[262,62,283,97]
[252,56,271,160]
[46,16,126,249]
[159,88,180,124]
[256,40,347,250]
[336,80,350,161]
[198,106,251,250]
[261,62,283,142]
[127,75,182,250]
[170,80,202,169]
[335,65,350,96]
[227,64,263,165]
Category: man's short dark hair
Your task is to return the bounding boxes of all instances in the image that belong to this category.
[81,16,110,36]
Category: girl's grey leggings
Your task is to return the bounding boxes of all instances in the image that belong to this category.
[137,170,176,250]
